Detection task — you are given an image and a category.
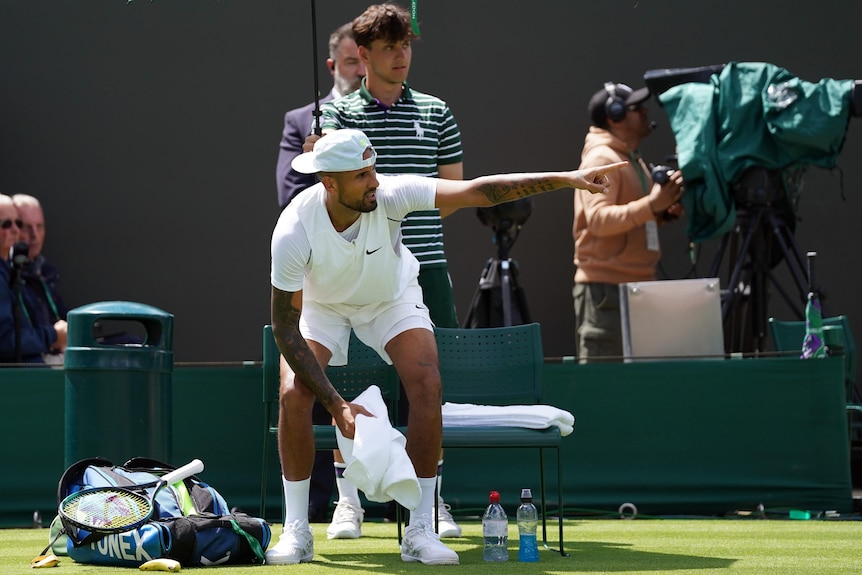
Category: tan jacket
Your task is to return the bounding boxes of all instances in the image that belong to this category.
[573,127,660,285]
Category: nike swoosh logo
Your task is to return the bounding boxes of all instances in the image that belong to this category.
[366,247,382,255]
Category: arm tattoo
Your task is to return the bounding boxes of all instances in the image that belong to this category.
[271,288,342,409]
[476,176,558,204]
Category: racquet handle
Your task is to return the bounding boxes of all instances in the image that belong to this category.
[160,459,204,485]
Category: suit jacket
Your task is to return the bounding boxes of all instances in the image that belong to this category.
[275,92,334,209]
[0,260,57,363]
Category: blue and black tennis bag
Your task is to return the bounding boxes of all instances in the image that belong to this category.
[53,457,271,567]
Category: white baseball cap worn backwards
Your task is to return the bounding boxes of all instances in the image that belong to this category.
[291,129,377,174]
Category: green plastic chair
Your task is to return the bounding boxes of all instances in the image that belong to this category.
[769,315,861,443]
[768,315,857,402]
[432,323,567,556]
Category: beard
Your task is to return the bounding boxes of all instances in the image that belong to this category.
[334,74,362,97]
[338,189,378,213]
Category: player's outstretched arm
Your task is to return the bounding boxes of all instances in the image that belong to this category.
[434,161,628,211]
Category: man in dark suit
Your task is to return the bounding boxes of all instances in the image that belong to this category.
[275,23,366,209]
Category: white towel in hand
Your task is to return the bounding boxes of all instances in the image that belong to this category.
[441,402,575,436]
[335,385,420,510]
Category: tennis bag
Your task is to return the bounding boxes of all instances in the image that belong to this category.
[55,457,270,567]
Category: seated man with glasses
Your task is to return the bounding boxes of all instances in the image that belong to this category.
[572,82,686,363]
[0,194,67,364]
[1,218,22,230]
[13,194,69,363]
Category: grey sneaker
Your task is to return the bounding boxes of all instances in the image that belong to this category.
[436,497,463,538]
[401,514,460,565]
[326,498,364,539]
[265,519,314,565]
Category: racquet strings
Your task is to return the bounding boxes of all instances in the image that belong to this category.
[63,488,151,530]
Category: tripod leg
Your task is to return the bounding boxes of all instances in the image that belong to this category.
[505,258,531,325]
[767,211,809,310]
[514,287,532,324]
[750,246,770,352]
[500,260,513,327]
[463,258,495,328]
[723,209,765,322]
[465,258,530,328]
[708,232,731,278]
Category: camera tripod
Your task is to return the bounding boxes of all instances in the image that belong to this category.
[462,228,532,328]
[707,170,813,352]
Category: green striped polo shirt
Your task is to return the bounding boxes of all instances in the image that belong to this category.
[320,80,463,268]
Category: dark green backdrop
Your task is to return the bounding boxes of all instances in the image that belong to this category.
[0,356,850,527]
[1,1,860,362]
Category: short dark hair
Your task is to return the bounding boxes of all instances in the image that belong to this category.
[352,3,414,48]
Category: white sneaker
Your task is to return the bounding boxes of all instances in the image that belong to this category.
[436,496,462,538]
[265,519,314,565]
[326,498,364,539]
[401,514,460,565]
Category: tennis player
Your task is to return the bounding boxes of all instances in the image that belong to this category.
[267,128,625,565]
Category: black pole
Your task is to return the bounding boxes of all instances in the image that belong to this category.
[310,0,322,136]
[11,271,23,364]
[9,241,29,363]
[806,251,816,295]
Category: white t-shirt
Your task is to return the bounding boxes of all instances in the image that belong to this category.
[271,173,437,306]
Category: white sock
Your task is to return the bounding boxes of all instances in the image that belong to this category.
[410,476,438,526]
[334,462,360,504]
[282,476,310,525]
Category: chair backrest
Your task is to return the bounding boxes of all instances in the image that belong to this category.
[769,315,857,399]
[263,325,281,404]
[262,325,399,416]
[434,323,543,405]
[768,317,806,354]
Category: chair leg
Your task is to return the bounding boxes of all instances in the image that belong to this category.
[434,477,440,534]
[539,448,549,547]
[260,413,271,519]
[556,446,567,556]
[539,447,567,556]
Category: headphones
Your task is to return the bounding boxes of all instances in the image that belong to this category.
[604,82,627,123]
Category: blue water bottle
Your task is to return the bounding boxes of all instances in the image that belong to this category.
[517,488,539,562]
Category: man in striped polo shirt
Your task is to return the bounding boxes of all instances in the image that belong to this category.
[306,3,464,540]
[315,4,462,330]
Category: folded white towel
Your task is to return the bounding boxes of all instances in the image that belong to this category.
[441,402,575,437]
[335,385,420,510]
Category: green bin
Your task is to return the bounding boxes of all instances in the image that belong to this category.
[64,301,173,468]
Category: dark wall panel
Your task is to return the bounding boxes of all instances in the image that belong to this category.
[1,1,860,361]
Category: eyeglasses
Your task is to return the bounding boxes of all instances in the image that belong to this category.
[0,219,23,230]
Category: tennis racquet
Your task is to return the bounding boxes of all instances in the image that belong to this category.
[58,458,204,535]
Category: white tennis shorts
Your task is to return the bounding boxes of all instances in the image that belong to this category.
[299,280,432,365]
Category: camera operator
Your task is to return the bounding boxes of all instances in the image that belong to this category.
[573,82,685,362]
